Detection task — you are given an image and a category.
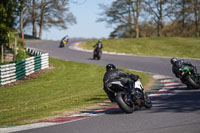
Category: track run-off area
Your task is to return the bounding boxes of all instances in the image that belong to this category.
[1,40,200,133]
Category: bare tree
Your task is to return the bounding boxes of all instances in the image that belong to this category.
[19,0,28,40]
[168,0,191,35]
[126,0,141,38]
[143,0,170,37]
[37,0,76,39]
[134,0,141,38]
[98,0,142,38]
[20,0,76,39]
[39,0,45,39]
[190,0,200,37]
[32,0,37,38]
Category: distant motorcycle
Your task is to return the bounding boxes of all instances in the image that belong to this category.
[108,79,152,113]
[93,48,102,60]
[59,40,68,48]
[177,67,200,89]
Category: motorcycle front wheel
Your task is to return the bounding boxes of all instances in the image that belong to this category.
[144,93,152,108]
[186,75,200,89]
[115,91,135,113]
[93,51,97,60]
[97,51,102,60]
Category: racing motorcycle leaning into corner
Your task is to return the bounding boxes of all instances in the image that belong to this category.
[171,58,200,89]
[103,64,152,113]
[59,35,69,48]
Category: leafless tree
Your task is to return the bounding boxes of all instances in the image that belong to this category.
[32,0,37,38]
[143,0,170,37]
[98,0,142,38]
[20,0,76,39]
[190,0,200,37]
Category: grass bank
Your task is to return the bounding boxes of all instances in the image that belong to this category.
[81,37,200,58]
[0,58,151,126]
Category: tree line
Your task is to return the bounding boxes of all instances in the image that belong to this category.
[19,0,76,39]
[98,0,200,38]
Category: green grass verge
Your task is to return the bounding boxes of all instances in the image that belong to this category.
[0,58,151,126]
[81,37,200,58]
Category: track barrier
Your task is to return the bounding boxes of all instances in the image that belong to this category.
[0,48,49,86]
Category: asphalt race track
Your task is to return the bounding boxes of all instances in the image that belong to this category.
[13,40,200,133]
[25,40,200,77]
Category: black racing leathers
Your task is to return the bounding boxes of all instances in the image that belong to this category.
[103,69,139,102]
[93,42,103,54]
[93,42,103,50]
[172,59,197,78]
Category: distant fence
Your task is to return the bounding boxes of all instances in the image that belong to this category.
[0,48,49,86]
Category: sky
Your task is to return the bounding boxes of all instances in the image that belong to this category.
[42,0,115,40]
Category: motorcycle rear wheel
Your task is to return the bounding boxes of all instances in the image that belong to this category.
[115,92,135,113]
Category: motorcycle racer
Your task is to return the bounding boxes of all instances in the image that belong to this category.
[170,57,197,78]
[60,35,69,47]
[103,64,139,102]
[93,40,103,59]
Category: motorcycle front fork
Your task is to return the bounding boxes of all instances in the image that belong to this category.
[129,91,145,106]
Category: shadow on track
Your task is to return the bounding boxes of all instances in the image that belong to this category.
[81,107,124,115]
[87,58,94,60]
[151,89,200,113]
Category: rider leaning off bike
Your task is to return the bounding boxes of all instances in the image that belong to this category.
[103,64,139,102]
[170,57,198,78]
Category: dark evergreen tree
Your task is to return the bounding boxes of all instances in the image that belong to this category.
[0,0,19,63]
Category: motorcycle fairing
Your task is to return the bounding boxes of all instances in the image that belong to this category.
[135,79,143,90]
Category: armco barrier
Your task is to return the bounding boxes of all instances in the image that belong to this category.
[0,48,49,86]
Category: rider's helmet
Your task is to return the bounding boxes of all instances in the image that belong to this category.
[106,64,116,71]
[98,40,101,43]
[171,57,178,64]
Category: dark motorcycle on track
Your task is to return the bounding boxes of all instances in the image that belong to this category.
[178,67,200,89]
[108,79,152,113]
[171,58,200,89]
[93,48,102,60]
